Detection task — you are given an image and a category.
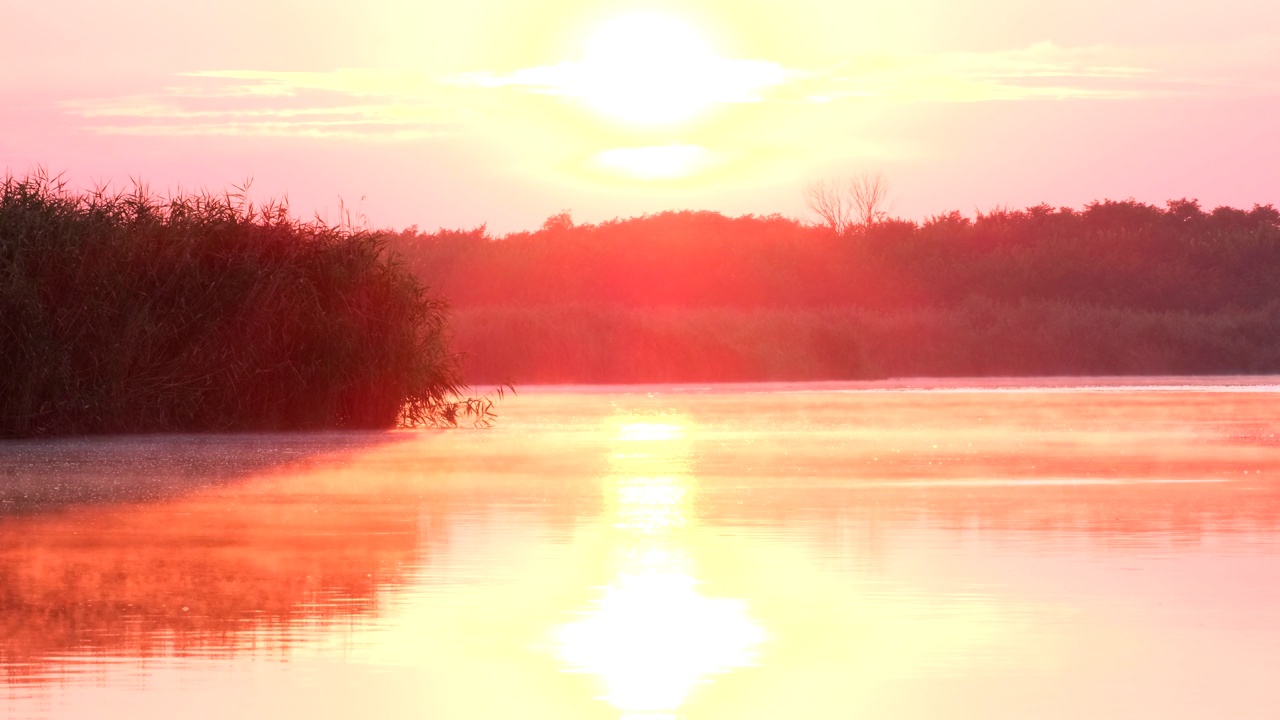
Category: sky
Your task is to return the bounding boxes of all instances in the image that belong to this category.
[3,0,1279,233]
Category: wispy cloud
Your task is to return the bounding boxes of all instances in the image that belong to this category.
[801,39,1280,104]
[62,39,1273,138]
[789,43,1175,104]
[450,57,795,102]
[448,41,1194,108]
[64,70,457,139]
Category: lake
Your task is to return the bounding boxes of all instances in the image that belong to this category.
[3,378,1280,719]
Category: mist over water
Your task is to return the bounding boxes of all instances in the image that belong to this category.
[3,379,1280,719]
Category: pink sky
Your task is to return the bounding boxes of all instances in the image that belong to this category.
[3,0,1278,233]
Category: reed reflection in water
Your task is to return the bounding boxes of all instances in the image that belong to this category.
[1,379,1280,719]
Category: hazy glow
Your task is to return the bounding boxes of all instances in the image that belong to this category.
[556,416,765,717]
[614,421,686,443]
[7,0,1280,231]
[556,573,765,718]
[592,145,715,180]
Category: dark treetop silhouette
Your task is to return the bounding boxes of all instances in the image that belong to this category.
[389,200,1280,383]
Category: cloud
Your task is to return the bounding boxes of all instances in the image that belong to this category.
[61,38,1274,139]
[63,70,459,140]
[787,43,1176,104]
[446,40,1215,113]
[796,39,1280,105]
[450,57,795,103]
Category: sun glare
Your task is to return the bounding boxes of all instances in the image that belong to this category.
[555,416,765,718]
[575,12,783,125]
[592,145,714,180]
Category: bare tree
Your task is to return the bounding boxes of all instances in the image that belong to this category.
[804,172,892,233]
[804,178,854,234]
[850,171,891,227]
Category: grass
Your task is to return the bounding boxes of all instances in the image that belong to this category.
[1,172,493,437]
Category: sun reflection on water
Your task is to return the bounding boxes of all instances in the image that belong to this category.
[555,419,765,719]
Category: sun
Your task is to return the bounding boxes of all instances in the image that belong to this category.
[574,12,775,126]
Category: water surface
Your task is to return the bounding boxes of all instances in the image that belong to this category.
[3,378,1280,719]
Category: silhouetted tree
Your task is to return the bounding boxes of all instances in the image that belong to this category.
[849,171,892,227]
[804,178,854,234]
[541,210,574,233]
[804,172,892,233]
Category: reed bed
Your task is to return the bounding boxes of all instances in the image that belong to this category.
[1,172,489,437]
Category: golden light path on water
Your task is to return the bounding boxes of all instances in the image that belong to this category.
[3,381,1280,719]
[555,420,765,719]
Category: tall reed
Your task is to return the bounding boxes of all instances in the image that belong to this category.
[1,172,491,437]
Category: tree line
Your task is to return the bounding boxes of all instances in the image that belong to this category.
[388,198,1280,382]
[392,199,1280,313]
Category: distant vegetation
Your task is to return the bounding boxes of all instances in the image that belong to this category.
[7,167,1277,421]
[1,173,491,437]
[389,200,1280,383]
